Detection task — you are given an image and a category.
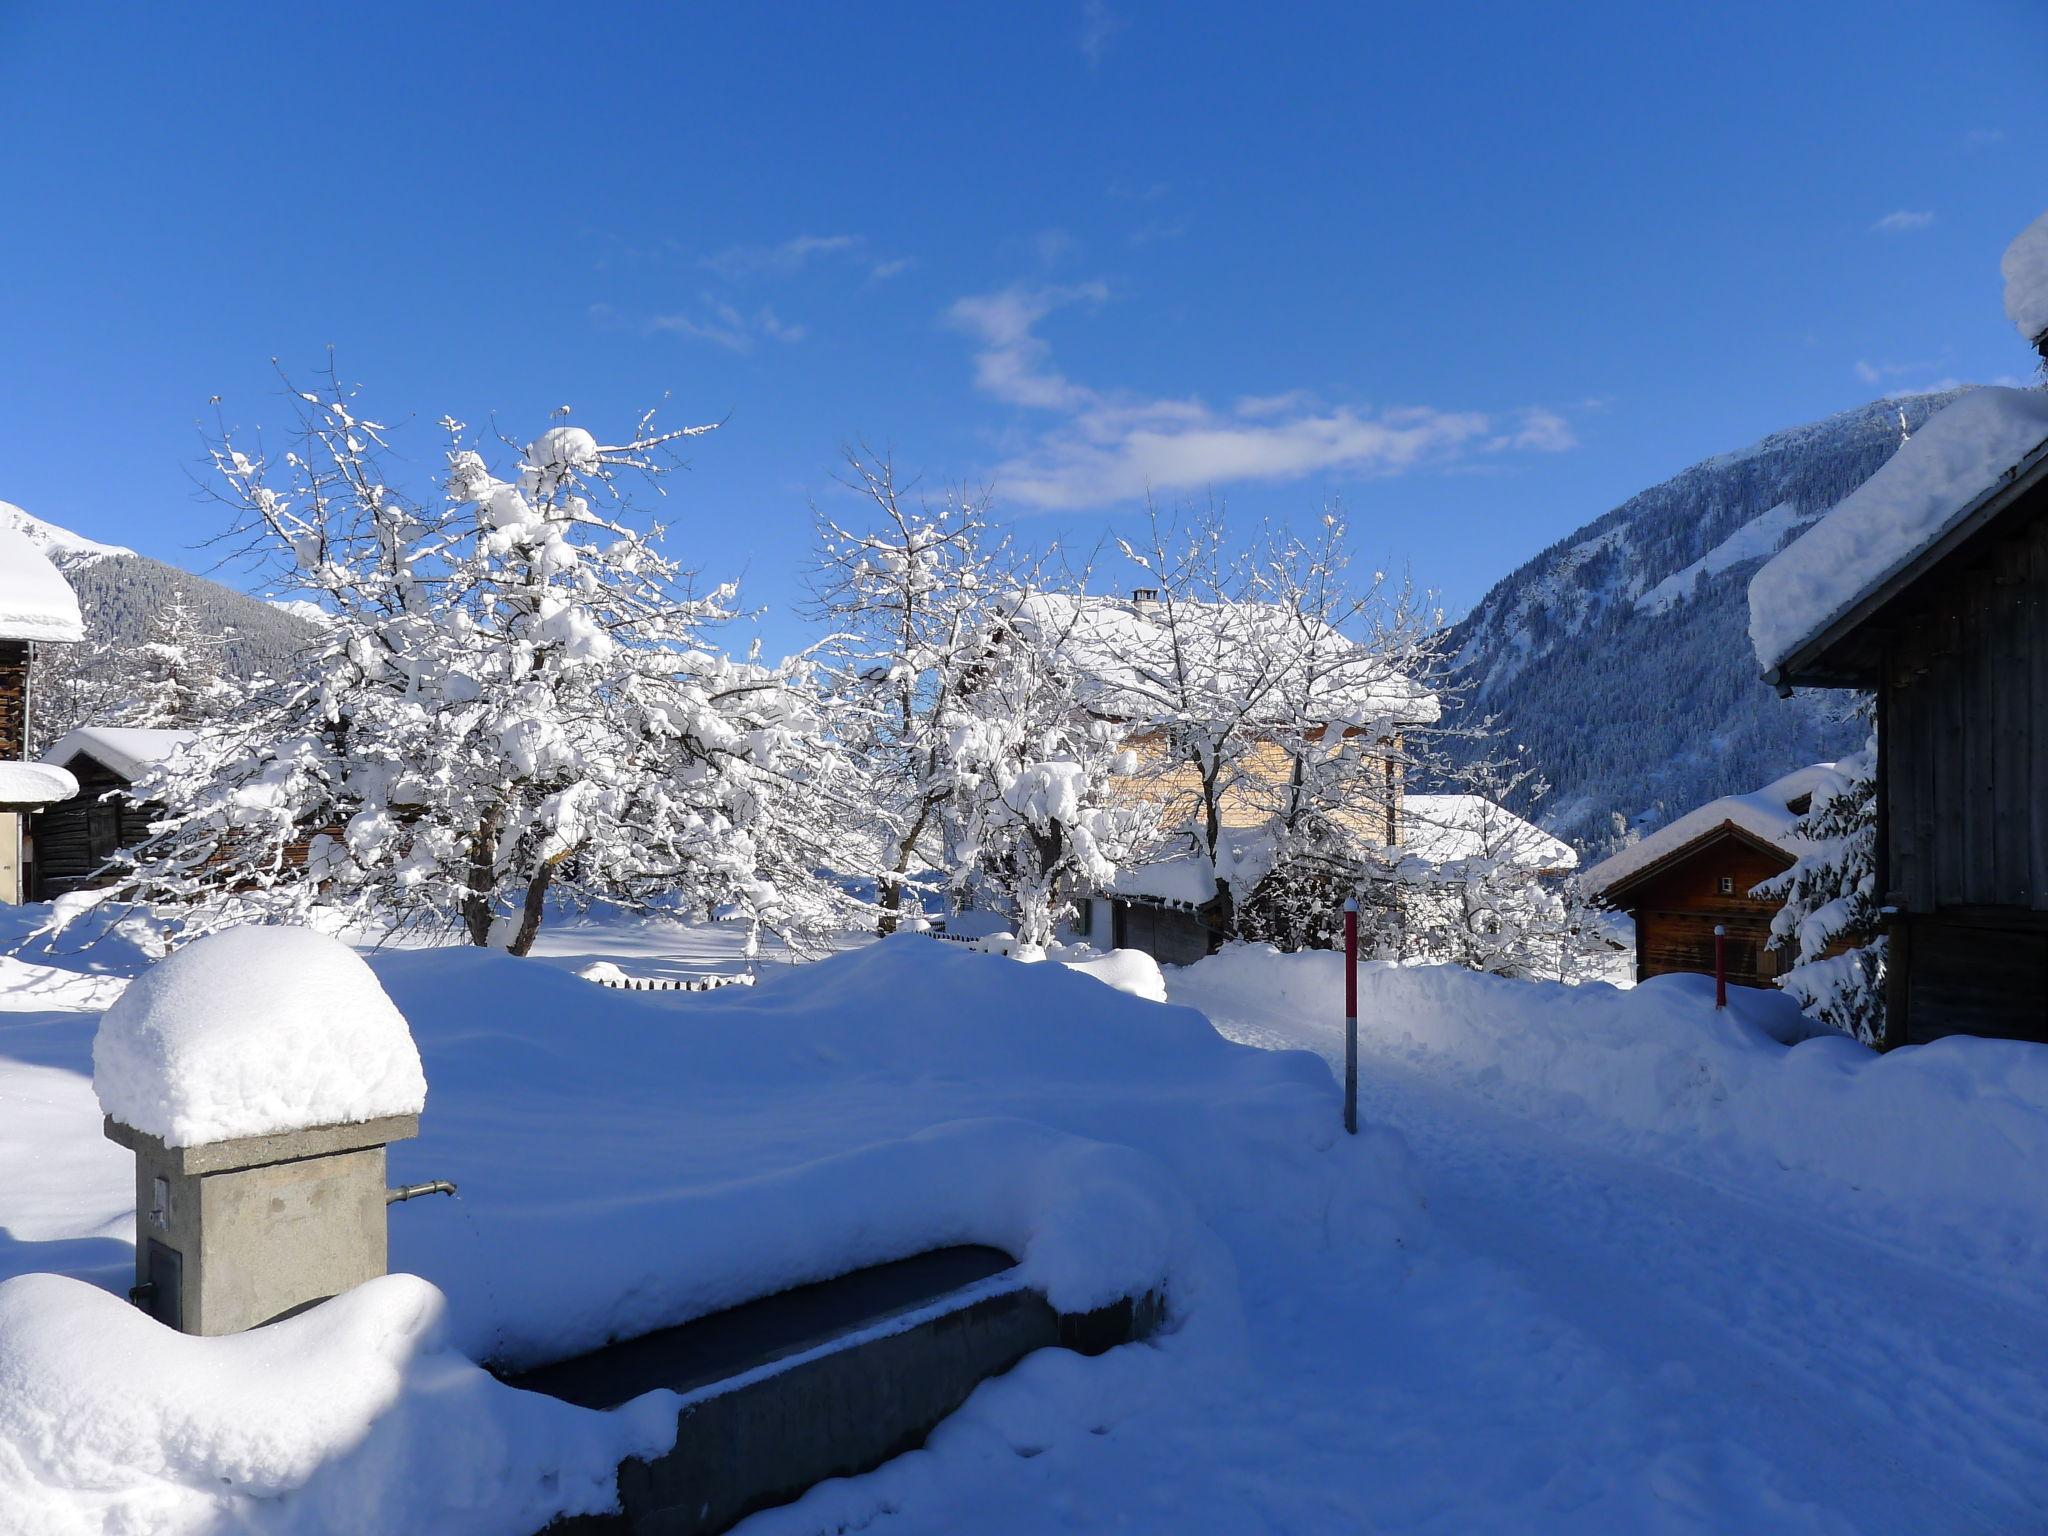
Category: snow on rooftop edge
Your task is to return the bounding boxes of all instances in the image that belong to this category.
[0,523,84,643]
[42,725,197,781]
[1749,387,2048,671]
[94,926,427,1147]
[1401,793,1577,871]
[0,761,78,807]
[2004,209,2048,349]
[1579,762,1839,898]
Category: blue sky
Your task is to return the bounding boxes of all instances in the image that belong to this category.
[2,1,2043,654]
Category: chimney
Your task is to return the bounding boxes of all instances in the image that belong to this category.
[1130,586,1163,616]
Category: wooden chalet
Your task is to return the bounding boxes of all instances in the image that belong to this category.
[0,524,85,902]
[1755,384,2048,1047]
[31,727,195,898]
[1581,765,1836,988]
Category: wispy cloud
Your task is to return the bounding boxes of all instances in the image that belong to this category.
[1966,127,2004,145]
[945,282,1574,510]
[1079,0,1124,66]
[1872,209,1935,234]
[594,298,807,354]
[700,233,862,280]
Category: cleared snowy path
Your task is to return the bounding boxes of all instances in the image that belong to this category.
[1180,982,2048,1536]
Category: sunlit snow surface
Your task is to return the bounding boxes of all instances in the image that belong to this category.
[1,908,2046,1533]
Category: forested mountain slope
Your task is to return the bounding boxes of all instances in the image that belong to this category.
[1447,391,1968,855]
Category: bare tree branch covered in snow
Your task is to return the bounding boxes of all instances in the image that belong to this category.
[64,377,868,956]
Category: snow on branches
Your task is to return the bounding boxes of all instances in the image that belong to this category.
[1756,725,1886,1045]
[80,379,864,956]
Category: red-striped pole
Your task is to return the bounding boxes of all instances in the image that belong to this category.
[1343,897,1358,1135]
[1713,923,1728,1009]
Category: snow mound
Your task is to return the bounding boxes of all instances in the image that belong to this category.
[1750,387,2048,670]
[1056,944,1169,1001]
[94,926,427,1146]
[0,522,84,643]
[0,761,77,808]
[0,1271,676,1536]
[2003,208,2048,349]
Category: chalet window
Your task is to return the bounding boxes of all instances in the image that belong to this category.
[1718,876,1734,895]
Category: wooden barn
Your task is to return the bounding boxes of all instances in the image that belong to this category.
[1755,384,2048,1047]
[0,523,86,903]
[32,726,194,898]
[1581,765,1838,987]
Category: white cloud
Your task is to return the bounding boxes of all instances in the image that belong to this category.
[1080,0,1124,66]
[620,294,810,353]
[869,256,915,281]
[945,282,1575,510]
[700,233,863,280]
[1872,210,1935,234]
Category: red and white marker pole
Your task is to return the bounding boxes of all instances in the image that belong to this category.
[1713,923,1728,1009]
[1343,896,1359,1136]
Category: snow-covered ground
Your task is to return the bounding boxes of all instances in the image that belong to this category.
[2,912,2045,1533]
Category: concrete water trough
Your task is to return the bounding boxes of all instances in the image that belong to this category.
[510,1245,1164,1535]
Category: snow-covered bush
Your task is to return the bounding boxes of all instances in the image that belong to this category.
[1756,728,1886,1045]
[71,380,865,956]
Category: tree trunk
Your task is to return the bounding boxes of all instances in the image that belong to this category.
[507,855,565,957]
[462,810,500,948]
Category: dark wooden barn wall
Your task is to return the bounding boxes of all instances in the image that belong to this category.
[30,756,157,898]
[1615,832,1793,986]
[1882,494,2048,913]
[1878,481,2048,1045]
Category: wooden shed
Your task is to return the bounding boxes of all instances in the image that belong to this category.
[32,726,195,898]
[1755,385,2048,1046]
[1581,765,1835,987]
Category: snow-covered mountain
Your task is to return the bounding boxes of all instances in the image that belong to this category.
[1448,390,1970,855]
[1,501,319,694]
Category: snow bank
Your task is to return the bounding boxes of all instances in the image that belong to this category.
[0,1271,676,1536]
[1056,945,1169,1002]
[1175,946,2048,1290]
[94,926,427,1146]
[0,761,76,807]
[1750,387,2048,670]
[0,522,84,643]
[371,936,1395,1367]
[2003,208,2048,349]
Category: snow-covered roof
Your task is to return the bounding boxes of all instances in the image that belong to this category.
[1401,794,1577,872]
[1580,763,1839,899]
[42,726,196,781]
[2004,209,2048,350]
[1749,387,2048,672]
[1110,850,1221,908]
[0,761,79,808]
[0,524,84,643]
[94,926,428,1147]
[1008,591,1441,728]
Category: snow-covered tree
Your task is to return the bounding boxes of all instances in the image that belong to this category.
[811,451,1028,933]
[949,596,1149,948]
[118,587,235,728]
[1069,506,1454,943]
[1756,724,1886,1045]
[71,378,864,957]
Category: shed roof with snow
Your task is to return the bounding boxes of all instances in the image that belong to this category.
[0,524,84,644]
[42,726,197,782]
[0,761,79,809]
[1579,763,1838,901]
[1750,387,2048,685]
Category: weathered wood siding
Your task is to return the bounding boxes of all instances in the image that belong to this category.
[1879,478,2048,1044]
[0,643,26,762]
[30,755,157,898]
[1615,831,1792,985]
